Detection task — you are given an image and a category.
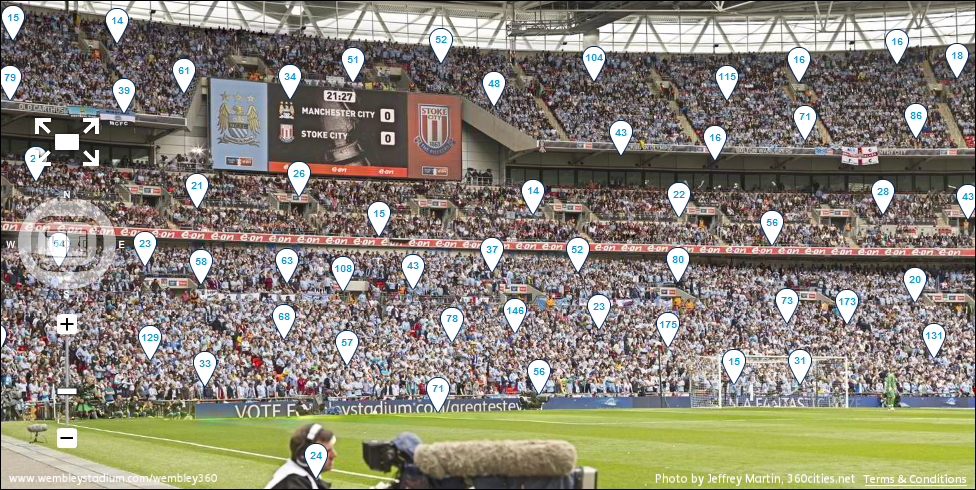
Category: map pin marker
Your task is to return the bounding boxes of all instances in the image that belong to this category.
[482,71,505,107]
[429,28,453,63]
[793,106,817,142]
[761,211,784,246]
[272,304,296,339]
[903,268,927,303]
[342,47,365,82]
[723,350,746,385]
[185,173,209,208]
[775,288,799,325]
[566,237,590,273]
[368,201,391,236]
[138,326,161,360]
[587,294,611,330]
[480,238,503,272]
[922,323,946,358]
[48,232,69,268]
[440,307,464,342]
[885,29,909,64]
[1,66,21,100]
[278,64,302,99]
[401,254,425,289]
[189,250,213,284]
[2,325,7,348]
[172,59,195,94]
[521,179,544,215]
[193,352,217,387]
[134,231,157,267]
[276,248,299,284]
[287,162,310,198]
[656,312,680,349]
[788,349,813,385]
[24,147,50,182]
[527,360,551,395]
[715,65,739,101]
[331,256,354,291]
[835,289,859,325]
[426,377,450,413]
[904,104,927,139]
[582,46,606,81]
[667,182,691,218]
[335,330,359,366]
[503,298,527,334]
[304,444,329,480]
[113,78,135,113]
[105,8,129,43]
[666,247,689,283]
[787,47,811,82]
[945,44,969,79]
[957,185,975,219]
[609,120,632,155]
[1,5,25,41]
[872,179,895,215]
[703,126,727,160]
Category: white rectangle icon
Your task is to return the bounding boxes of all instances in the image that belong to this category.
[380,131,396,146]
[57,428,78,448]
[54,133,80,151]
[57,388,77,396]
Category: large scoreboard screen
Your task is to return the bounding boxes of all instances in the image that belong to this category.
[209,78,462,180]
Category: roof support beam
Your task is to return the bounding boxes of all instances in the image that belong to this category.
[272,1,295,35]
[851,14,873,49]
[232,1,252,31]
[779,16,801,46]
[200,1,218,25]
[346,7,367,40]
[623,16,643,51]
[758,16,779,51]
[157,0,175,23]
[714,19,735,52]
[443,11,465,46]
[487,13,505,48]
[690,19,711,53]
[417,9,439,43]
[923,13,945,45]
[371,6,396,41]
[825,14,848,51]
[646,16,668,53]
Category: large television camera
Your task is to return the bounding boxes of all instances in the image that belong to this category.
[363,433,598,489]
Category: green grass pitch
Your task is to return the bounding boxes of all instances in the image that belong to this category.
[3,409,974,489]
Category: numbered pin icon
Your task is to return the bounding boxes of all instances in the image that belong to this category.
[138,326,161,360]
[656,312,680,349]
[172,59,195,94]
[527,360,551,395]
[2,5,25,41]
[582,46,606,81]
[278,65,302,99]
[440,307,464,343]
[775,288,799,325]
[723,350,746,385]
[703,126,727,160]
[903,268,927,303]
[566,237,590,273]
[335,330,359,366]
[193,352,217,387]
[185,173,209,208]
[482,71,506,107]
[480,238,504,272]
[47,232,69,268]
[113,79,135,113]
[667,182,691,218]
[342,47,365,82]
[788,349,813,385]
[367,201,391,236]
[835,289,859,325]
[1,66,21,100]
[760,211,784,246]
[133,231,157,267]
[304,444,329,480]
[904,104,927,139]
[957,185,975,219]
[189,250,213,284]
[666,247,689,283]
[793,106,817,142]
[272,304,296,339]
[287,162,310,198]
[587,294,612,330]
[945,44,969,79]
[426,377,450,413]
[105,8,129,43]
[25,147,50,181]
[871,179,895,215]
[715,65,738,101]
[922,323,946,359]
[521,180,545,215]
[885,29,909,64]
[503,298,527,334]
[429,28,453,63]
[787,47,811,82]
[276,248,299,284]
[331,256,354,291]
[401,254,425,289]
[609,120,632,155]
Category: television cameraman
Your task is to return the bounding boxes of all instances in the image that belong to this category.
[265,424,338,489]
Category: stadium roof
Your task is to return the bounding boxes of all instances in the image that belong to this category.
[16,1,976,52]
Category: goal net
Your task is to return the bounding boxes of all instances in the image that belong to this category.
[689,355,849,408]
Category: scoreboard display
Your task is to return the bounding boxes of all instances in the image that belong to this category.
[209,78,462,180]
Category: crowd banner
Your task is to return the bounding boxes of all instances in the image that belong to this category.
[841,146,880,165]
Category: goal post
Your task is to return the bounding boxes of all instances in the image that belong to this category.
[690,355,849,408]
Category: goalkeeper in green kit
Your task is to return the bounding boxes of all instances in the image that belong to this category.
[883,371,898,410]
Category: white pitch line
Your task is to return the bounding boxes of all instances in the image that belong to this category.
[72,424,394,482]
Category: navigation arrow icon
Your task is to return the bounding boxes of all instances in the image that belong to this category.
[35,118,51,134]
[83,150,100,167]
[83,117,100,135]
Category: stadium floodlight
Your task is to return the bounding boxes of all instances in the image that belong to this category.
[690,355,849,409]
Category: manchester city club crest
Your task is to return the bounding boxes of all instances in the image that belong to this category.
[279,124,294,143]
[217,92,261,146]
[414,104,456,156]
[278,101,295,119]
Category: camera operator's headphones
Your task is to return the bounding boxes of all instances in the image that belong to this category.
[296,424,337,470]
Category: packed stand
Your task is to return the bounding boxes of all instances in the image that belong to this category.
[930,47,974,145]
